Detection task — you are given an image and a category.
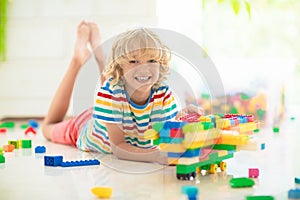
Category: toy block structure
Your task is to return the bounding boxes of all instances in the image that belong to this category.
[145,113,263,180]
[44,155,100,168]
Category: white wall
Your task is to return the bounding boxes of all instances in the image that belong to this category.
[0,0,157,118]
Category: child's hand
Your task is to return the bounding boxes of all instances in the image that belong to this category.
[176,104,204,120]
[155,152,169,165]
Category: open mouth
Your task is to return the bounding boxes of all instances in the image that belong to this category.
[134,76,151,83]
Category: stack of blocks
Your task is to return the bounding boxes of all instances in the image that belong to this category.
[144,114,264,180]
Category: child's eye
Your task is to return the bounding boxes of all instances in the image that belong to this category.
[148,59,157,63]
[129,60,139,64]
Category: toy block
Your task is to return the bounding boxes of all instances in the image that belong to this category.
[246,196,274,200]
[170,128,184,138]
[28,119,39,128]
[25,126,36,135]
[184,129,220,143]
[0,155,5,163]
[213,144,236,151]
[288,188,300,199]
[159,128,170,137]
[295,177,300,184]
[0,121,15,128]
[229,177,255,188]
[44,156,63,166]
[0,128,7,133]
[143,129,158,140]
[0,147,3,155]
[152,122,164,132]
[249,168,259,178]
[20,124,29,129]
[182,185,199,200]
[183,138,217,149]
[164,121,186,129]
[177,157,199,165]
[8,140,20,149]
[91,187,112,198]
[182,122,204,134]
[61,159,100,167]
[236,139,264,151]
[217,134,249,145]
[3,144,14,152]
[159,143,186,153]
[35,146,46,153]
[21,139,32,148]
[168,148,201,158]
[168,158,179,165]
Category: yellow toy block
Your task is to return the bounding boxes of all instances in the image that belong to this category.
[184,129,221,143]
[217,133,249,145]
[159,143,186,152]
[238,122,257,133]
[143,129,159,140]
[183,138,218,149]
[91,187,112,198]
[177,157,200,165]
[236,138,264,151]
[168,158,179,165]
[216,119,231,129]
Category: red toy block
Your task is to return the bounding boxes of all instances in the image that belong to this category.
[170,128,184,138]
[25,126,37,135]
[0,128,7,133]
[3,144,15,152]
[249,168,259,178]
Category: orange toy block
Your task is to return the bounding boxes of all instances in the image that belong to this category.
[3,144,15,152]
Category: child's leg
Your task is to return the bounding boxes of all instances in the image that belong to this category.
[42,21,91,141]
[88,22,106,83]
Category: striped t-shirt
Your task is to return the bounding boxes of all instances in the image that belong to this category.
[76,79,178,153]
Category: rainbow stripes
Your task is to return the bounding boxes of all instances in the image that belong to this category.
[77,79,178,153]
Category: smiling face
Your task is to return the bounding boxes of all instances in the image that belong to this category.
[120,49,161,93]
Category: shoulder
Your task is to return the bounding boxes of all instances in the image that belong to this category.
[99,79,125,96]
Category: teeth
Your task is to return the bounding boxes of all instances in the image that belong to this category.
[135,76,150,81]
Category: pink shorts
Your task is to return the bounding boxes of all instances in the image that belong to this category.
[51,108,93,146]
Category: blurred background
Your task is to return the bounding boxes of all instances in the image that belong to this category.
[0,0,299,125]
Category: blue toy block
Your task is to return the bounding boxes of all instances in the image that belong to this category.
[28,119,39,129]
[168,148,201,158]
[288,188,300,199]
[182,185,199,200]
[44,156,63,166]
[160,128,170,137]
[164,121,186,129]
[295,177,300,184]
[35,146,46,153]
[261,143,265,150]
[61,159,100,167]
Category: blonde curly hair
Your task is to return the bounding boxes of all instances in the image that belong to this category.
[103,28,171,88]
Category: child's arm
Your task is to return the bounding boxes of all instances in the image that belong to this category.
[104,123,168,165]
[176,104,204,120]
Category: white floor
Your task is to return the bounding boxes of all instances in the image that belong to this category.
[0,112,300,200]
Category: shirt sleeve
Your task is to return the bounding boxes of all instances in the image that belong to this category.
[159,86,179,121]
[92,80,123,124]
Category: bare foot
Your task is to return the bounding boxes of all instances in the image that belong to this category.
[73,21,91,67]
[89,22,101,50]
[88,22,105,75]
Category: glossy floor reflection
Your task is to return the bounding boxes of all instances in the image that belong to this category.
[0,114,299,200]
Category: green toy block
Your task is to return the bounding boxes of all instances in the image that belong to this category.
[20,124,29,129]
[0,121,15,128]
[21,139,32,148]
[230,177,255,188]
[0,147,3,155]
[0,155,5,163]
[213,144,236,151]
[8,140,19,149]
[152,122,164,132]
[246,196,274,200]
[253,129,260,133]
[273,127,280,133]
